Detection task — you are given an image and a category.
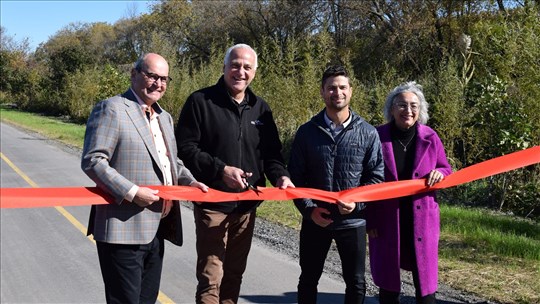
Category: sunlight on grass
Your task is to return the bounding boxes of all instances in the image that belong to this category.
[440,204,539,260]
[439,255,539,304]
[439,204,540,303]
[1,107,85,148]
[258,200,302,229]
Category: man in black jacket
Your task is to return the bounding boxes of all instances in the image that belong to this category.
[176,43,294,304]
[288,65,384,304]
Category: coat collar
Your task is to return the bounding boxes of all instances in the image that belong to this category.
[378,122,434,181]
[122,88,164,115]
[216,76,258,108]
[311,109,362,128]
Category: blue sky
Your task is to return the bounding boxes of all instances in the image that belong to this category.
[1,0,152,51]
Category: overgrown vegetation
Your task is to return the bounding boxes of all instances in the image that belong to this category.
[1,0,538,218]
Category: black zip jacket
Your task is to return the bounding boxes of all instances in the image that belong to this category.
[288,110,385,229]
[176,76,289,213]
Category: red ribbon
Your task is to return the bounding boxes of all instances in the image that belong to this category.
[1,146,539,209]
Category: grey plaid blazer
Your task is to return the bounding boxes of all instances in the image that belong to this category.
[82,89,195,245]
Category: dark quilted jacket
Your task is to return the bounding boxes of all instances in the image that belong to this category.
[288,109,384,230]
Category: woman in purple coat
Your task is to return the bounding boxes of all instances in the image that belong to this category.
[366,82,452,304]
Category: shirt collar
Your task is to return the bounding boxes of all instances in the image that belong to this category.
[228,92,249,107]
[130,88,162,116]
[324,110,352,130]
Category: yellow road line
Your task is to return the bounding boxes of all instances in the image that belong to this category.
[1,152,95,241]
[1,152,39,188]
[53,205,95,243]
[1,151,175,304]
[157,291,175,303]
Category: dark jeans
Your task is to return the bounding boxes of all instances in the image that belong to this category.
[96,237,164,304]
[298,221,366,304]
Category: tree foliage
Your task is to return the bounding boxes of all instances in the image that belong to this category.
[1,0,538,218]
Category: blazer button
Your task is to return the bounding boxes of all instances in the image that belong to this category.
[414,172,419,177]
[416,205,421,209]
[417,237,422,242]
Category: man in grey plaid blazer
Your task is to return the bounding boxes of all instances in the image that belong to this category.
[82,53,208,304]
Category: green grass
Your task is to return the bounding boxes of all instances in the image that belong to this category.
[2,106,539,303]
[1,107,86,148]
[440,204,540,261]
[258,200,302,229]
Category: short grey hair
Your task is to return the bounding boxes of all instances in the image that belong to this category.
[224,44,258,69]
[383,81,430,124]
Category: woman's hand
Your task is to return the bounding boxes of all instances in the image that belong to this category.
[426,169,444,186]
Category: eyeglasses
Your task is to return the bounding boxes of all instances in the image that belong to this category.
[394,102,419,113]
[139,70,172,85]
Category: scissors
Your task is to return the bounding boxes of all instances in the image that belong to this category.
[242,175,262,195]
[244,181,262,195]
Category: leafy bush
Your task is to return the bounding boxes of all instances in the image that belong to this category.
[63,64,129,123]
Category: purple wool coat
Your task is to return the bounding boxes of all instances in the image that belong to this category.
[366,123,452,296]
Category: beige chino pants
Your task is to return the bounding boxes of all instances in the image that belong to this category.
[193,205,256,304]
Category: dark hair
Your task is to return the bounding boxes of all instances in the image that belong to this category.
[321,65,349,88]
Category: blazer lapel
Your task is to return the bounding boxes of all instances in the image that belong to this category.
[121,90,162,168]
